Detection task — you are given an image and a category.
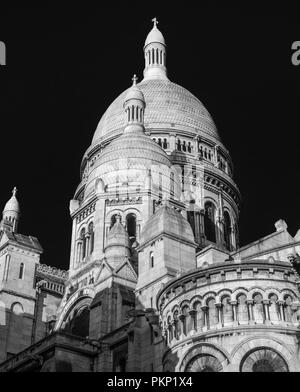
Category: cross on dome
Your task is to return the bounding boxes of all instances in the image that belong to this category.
[132,74,138,86]
[151,17,158,28]
[12,186,17,197]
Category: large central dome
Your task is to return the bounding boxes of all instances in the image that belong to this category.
[92,79,221,146]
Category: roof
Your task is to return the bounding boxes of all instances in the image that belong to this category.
[92,79,220,146]
[3,232,43,252]
[145,25,165,46]
[140,201,196,246]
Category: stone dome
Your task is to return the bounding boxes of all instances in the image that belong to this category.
[97,126,172,168]
[3,187,20,215]
[91,79,221,147]
[145,25,165,46]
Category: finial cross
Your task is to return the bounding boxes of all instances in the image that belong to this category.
[12,186,17,196]
[132,74,138,85]
[152,17,158,28]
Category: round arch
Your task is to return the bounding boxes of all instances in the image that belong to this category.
[231,335,296,371]
[177,342,230,372]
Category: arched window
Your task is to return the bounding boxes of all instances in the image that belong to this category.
[193,302,203,331]
[11,302,23,315]
[181,306,189,335]
[149,252,154,268]
[204,202,216,243]
[223,211,231,251]
[110,214,118,229]
[167,316,173,343]
[237,294,248,323]
[284,295,293,322]
[158,138,162,147]
[221,296,233,325]
[126,214,136,238]
[177,139,181,151]
[69,306,90,338]
[88,222,94,254]
[163,138,168,149]
[269,294,280,322]
[19,263,24,279]
[173,310,179,339]
[207,298,218,328]
[185,354,223,372]
[80,228,86,260]
[182,141,187,152]
[253,293,264,323]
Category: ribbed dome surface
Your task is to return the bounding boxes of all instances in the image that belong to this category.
[92,79,221,146]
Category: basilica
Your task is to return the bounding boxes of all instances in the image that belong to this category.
[0,20,300,372]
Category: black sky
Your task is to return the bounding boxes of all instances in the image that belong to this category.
[0,3,299,270]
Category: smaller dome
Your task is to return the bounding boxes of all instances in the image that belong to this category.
[140,200,195,246]
[3,187,20,215]
[124,75,145,104]
[145,23,165,47]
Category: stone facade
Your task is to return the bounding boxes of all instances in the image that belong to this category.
[0,20,300,372]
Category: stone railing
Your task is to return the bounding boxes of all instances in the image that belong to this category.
[36,264,69,280]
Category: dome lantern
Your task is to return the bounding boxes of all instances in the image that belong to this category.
[123,75,146,134]
[143,18,168,81]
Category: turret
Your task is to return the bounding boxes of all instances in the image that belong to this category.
[123,75,146,133]
[0,187,20,233]
[143,18,168,81]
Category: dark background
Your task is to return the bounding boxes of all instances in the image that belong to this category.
[0,2,299,270]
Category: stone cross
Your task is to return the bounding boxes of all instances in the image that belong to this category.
[12,186,17,196]
[152,17,158,28]
[132,74,138,85]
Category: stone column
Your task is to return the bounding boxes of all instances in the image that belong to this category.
[194,210,201,244]
[277,300,285,322]
[247,300,254,324]
[199,209,205,244]
[193,136,198,155]
[231,300,238,325]
[201,305,208,331]
[188,309,197,335]
[169,133,176,152]
[213,144,219,167]
[179,314,186,338]
[215,302,222,328]
[263,300,270,324]
[216,188,225,247]
[230,225,237,251]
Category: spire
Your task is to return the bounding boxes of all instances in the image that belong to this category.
[1,186,20,233]
[143,18,168,81]
[123,75,146,133]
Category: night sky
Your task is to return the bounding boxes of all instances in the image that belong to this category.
[0,3,299,270]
